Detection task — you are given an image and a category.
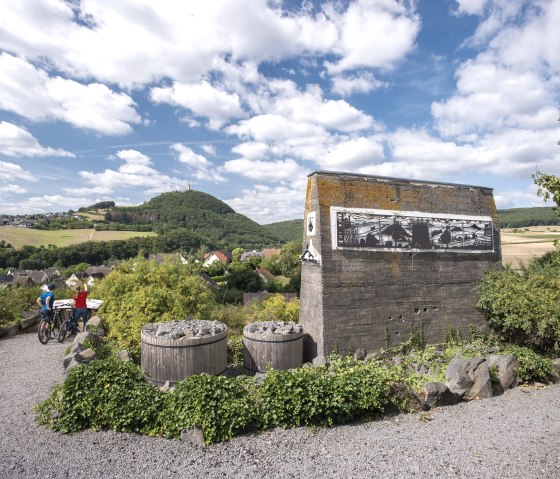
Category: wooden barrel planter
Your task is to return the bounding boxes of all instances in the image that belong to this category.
[243,322,303,373]
[141,320,227,386]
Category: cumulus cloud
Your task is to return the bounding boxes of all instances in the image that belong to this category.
[325,0,420,73]
[222,158,308,182]
[331,72,387,97]
[151,81,245,129]
[171,143,225,182]
[0,53,140,135]
[79,149,186,194]
[0,121,74,158]
[432,60,557,137]
[0,184,27,194]
[223,179,308,224]
[0,1,418,88]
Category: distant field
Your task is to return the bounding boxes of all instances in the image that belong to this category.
[501,226,559,268]
[0,226,156,249]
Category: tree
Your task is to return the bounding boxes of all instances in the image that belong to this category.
[95,257,216,350]
[533,171,560,218]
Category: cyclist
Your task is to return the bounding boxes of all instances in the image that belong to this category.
[72,282,88,334]
[37,284,56,321]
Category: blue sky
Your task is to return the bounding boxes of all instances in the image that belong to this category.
[0,0,558,224]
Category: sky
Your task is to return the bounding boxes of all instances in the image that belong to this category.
[0,0,559,224]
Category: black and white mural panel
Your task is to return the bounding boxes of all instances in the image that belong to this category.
[331,207,494,253]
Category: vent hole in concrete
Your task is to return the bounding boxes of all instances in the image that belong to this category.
[432,306,438,312]
[399,315,403,320]
[414,308,420,314]
[423,307,428,312]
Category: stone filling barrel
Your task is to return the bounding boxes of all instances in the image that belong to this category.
[141,319,227,386]
[243,321,303,373]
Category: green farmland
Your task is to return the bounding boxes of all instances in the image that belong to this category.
[0,226,156,249]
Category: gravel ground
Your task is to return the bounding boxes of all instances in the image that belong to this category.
[1,332,559,479]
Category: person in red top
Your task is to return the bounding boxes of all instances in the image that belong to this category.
[72,283,89,334]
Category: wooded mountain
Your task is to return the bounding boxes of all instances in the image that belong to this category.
[497,207,559,228]
[104,190,281,248]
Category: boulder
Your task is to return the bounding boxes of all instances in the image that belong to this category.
[423,382,460,408]
[77,348,97,362]
[180,427,205,446]
[0,322,19,338]
[73,331,100,348]
[85,316,106,336]
[445,357,493,400]
[116,350,131,362]
[487,354,519,394]
[353,347,367,361]
[388,382,428,413]
[20,311,40,330]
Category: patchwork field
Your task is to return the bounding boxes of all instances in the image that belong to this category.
[501,226,560,268]
[0,226,156,249]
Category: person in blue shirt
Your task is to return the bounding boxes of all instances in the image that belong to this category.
[36,284,56,320]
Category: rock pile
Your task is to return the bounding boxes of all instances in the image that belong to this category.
[142,319,226,340]
[244,321,302,336]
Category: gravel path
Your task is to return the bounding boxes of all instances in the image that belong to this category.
[1,332,559,479]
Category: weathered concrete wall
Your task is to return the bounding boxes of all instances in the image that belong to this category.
[299,171,502,361]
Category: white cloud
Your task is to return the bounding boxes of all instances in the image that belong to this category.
[321,136,385,170]
[0,1,418,89]
[79,149,186,194]
[0,53,140,135]
[231,142,269,160]
[454,0,487,16]
[0,194,94,215]
[200,144,216,155]
[432,59,557,137]
[151,81,245,129]
[0,121,74,158]
[0,184,27,194]
[171,144,225,183]
[326,0,420,74]
[224,179,307,224]
[222,158,307,182]
[331,72,387,97]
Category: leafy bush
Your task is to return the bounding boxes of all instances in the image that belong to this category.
[0,286,41,326]
[160,375,257,444]
[477,250,560,354]
[36,359,164,434]
[501,344,557,383]
[259,358,394,429]
[246,294,300,323]
[95,257,216,350]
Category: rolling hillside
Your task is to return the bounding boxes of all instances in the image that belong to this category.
[104,190,282,248]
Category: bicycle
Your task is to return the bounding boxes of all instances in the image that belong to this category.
[37,309,64,344]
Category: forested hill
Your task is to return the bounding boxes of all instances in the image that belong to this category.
[263,219,304,242]
[497,207,559,228]
[105,190,281,248]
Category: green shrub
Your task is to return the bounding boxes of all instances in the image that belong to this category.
[95,257,216,349]
[259,358,393,429]
[0,286,41,326]
[246,294,300,323]
[160,375,257,444]
[501,344,557,383]
[36,359,164,434]
[478,250,560,354]
[210,304,247,336]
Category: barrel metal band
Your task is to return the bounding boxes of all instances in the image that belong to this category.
[141,335,226,349]
[243,334,302,344]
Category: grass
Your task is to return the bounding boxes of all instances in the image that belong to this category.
[0,226,156,249]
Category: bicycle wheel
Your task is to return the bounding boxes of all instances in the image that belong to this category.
[38,319,51,344]
[58,319,69,342]
[52,312,61,340]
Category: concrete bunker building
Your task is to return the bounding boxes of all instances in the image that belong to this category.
[299,171,502,362]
